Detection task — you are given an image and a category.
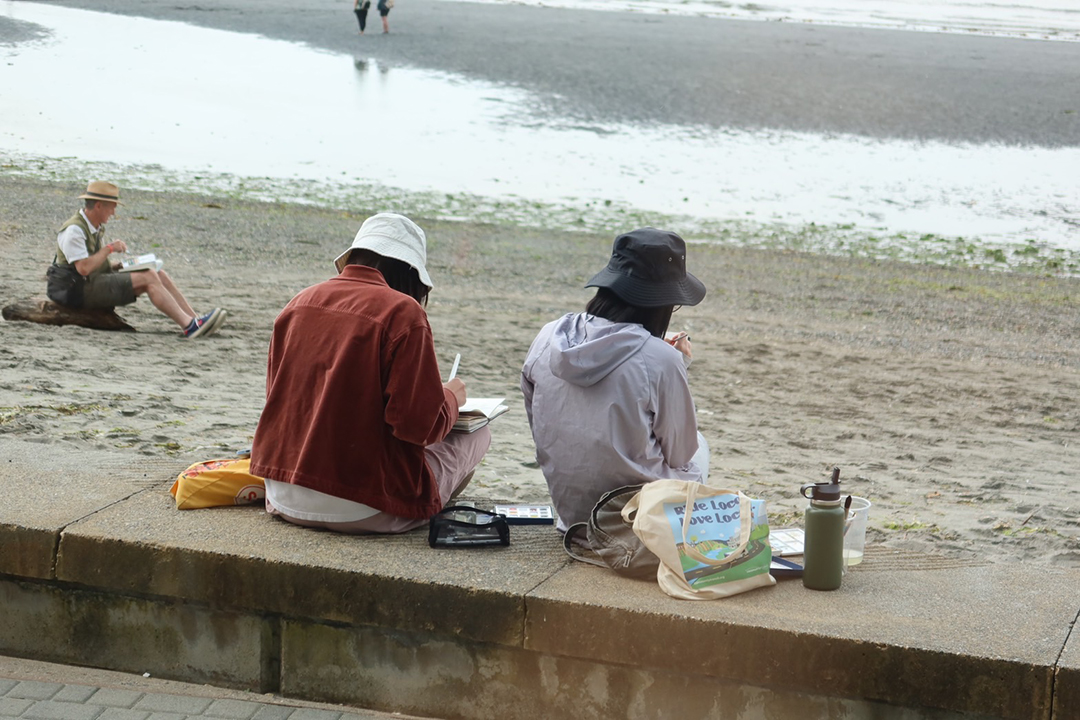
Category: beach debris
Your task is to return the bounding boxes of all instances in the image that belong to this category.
[2,297,135,331]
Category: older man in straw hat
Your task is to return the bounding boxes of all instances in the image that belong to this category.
[250,213,490,534]
[48,181,225,338]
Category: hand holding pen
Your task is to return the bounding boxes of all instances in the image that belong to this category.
[445,353,466,407]
[666,332,692,359]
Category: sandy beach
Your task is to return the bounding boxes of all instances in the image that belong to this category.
[2,175,1078,567]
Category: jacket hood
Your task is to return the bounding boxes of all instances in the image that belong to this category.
[548,313,650,387]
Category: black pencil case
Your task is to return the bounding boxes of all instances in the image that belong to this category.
[429,506,511,548]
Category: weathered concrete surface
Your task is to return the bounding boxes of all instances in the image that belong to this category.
[0,579,267,689]
[277,618,995,720]
[53,483,569,646]
[525,563,1079,720]
[1,436,1077,719]
[1057,615,1080,720]
[0,437,171,578]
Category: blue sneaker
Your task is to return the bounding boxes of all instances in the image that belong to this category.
[183,308,223,339]
[201,308,227,337]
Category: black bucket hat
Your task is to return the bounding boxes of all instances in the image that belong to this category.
[584,227,706,308]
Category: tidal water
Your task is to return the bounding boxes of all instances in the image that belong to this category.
[1,1,1078,268]
[443,0,1080,42]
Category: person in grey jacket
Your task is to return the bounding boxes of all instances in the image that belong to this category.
[521,227,708,532]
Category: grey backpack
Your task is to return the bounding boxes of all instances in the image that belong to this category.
[563,484,660,579]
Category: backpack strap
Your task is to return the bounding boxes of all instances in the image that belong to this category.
[562,522,607,567]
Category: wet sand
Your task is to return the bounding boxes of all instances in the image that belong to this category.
[19,0,1080,147]
[2,176,1079,566]
[5,3,1079,259]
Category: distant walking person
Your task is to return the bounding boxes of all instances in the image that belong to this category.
[378,0,394,33]
[46,181,226,339]
[353,0,371,34]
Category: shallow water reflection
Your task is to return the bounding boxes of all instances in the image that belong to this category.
[1,1,1078,252]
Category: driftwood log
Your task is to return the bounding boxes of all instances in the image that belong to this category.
[2,297,136,331]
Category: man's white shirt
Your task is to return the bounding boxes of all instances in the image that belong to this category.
[56,210,99,263]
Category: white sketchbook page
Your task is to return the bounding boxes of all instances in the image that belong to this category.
[458,398,507,418]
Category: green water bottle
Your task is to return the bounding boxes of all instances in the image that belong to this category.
[800,480,844,590]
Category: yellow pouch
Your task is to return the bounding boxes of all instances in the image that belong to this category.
[170,457,265,510]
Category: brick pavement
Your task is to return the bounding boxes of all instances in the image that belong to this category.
[0,667,424,720]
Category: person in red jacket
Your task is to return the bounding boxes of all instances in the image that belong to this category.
[250,213,490,533]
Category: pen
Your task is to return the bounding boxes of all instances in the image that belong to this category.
[667,332,690,345]
[448,353,461,381]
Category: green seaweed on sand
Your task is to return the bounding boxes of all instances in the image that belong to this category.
[884,518,931,531]
[4,151,1079,278]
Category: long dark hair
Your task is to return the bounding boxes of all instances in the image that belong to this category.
[585,287,673,338]
[346,248,429,306]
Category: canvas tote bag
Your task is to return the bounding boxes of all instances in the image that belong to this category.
[622,480,776,600]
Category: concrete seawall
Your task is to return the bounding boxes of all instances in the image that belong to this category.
[1,437,1077,719]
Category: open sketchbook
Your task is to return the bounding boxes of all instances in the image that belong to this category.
[118,253,164,273]
[453,397,509,433]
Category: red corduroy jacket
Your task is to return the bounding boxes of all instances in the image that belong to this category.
[250,265,458,519]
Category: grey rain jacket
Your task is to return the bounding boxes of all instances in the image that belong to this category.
[521,312,702,532]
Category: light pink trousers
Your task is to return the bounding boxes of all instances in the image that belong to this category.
[266,427,492,534]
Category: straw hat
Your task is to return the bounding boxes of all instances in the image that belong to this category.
[334,213,433,289]
[585,227,706,308]
[77,181,122,205]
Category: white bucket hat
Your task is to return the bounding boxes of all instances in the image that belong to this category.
[333,213,432,290]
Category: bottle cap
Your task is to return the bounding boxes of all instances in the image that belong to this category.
[800,482,842,501]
